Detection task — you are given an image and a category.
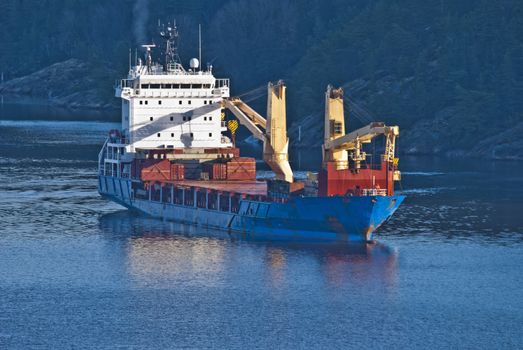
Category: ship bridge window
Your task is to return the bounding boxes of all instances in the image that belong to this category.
[192,84,202,89]
[150,84,160,89]
[181,84,191,89]
[172,84,180,89]
[203,84,211,89]
[140,84,149,89]
[162,84,172,89]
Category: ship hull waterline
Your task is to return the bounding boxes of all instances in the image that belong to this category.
[99,175,404,242]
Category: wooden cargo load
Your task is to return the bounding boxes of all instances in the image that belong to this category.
[226,157,256,181]
[202,162,228,180]
[134,159,184,181]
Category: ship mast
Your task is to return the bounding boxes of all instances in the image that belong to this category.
[158,21,181,72]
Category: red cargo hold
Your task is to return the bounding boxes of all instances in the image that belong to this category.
[318,161,393,196]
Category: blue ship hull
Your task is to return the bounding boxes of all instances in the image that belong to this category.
[99,175,404,242]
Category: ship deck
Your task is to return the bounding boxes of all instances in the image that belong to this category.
[165,180,268,196]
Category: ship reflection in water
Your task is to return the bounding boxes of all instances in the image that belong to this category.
[98,211,398,291]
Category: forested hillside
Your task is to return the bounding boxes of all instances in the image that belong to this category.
[0,0,522,158]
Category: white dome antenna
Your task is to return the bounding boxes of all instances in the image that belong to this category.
[189,58,200,70]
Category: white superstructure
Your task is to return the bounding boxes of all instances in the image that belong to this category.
[114,24,231,153]
[116,62,231,152]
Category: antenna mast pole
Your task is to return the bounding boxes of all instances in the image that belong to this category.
[198,24,202,72]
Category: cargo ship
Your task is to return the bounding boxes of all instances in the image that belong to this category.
[98,23,404,242]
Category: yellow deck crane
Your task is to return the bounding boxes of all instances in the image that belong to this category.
[322,85,401,181]
[222,80,294,183]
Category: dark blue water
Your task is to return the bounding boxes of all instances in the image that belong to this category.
[1,114,522,349]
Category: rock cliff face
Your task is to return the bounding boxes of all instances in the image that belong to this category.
[287,75,523,160]
[0,59,118,110]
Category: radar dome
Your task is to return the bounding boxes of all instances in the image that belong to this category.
[189,58,200,69]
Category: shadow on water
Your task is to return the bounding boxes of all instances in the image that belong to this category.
[98,211,399,289]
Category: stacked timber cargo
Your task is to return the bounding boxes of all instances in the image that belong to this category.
[226,157,256,181]
[132,159,184,181]
[202,163,227,180]
[133,157,256,182]
[202,158,256,181]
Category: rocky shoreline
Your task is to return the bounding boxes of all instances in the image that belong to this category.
[0,59,119,110]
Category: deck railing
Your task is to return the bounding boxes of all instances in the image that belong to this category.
[361,188,388,196]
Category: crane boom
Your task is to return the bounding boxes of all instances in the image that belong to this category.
[227,98,267,129]
[223,99,265,141]
[264,81,293,183]
[222,81,293,183]
[323,85,400,171]
[325,123,399,156]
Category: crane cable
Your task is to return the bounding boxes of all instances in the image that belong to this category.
[343,98,374,125]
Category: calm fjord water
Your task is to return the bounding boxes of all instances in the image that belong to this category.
[0,114,522,349]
